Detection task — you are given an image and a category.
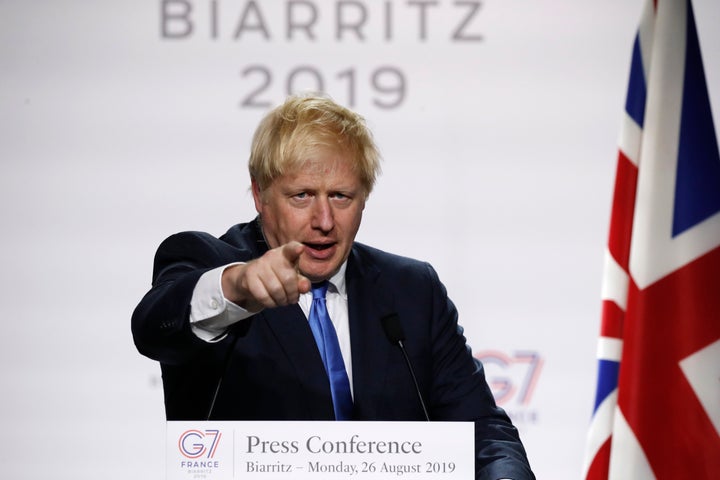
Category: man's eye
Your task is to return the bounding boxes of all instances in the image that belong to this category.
[293,192,308,199]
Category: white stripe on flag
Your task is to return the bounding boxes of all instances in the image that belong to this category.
[582,390,618,479]
[608,409,656,480]
[618,112,642,167]
[597,337,623,362]
[637,0,656,82]
[600,248,629,310]
[679,339,720,436]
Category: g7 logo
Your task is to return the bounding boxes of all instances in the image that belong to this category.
[476,350,543,406]
[178,429,222,459]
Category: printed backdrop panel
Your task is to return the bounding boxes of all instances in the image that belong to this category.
[0,1,718,478]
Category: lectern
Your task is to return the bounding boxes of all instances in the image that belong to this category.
[167,421,474,479]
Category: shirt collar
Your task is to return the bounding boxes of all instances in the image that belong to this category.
[327,261,348,297]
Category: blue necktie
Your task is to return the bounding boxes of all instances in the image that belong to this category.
[308,281,353,420]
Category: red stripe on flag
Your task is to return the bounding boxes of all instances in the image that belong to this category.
[600,300,624,339]
[585,438,612,480]
[606,150,638,272]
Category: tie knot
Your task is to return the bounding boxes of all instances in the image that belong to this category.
[311,281,329,300]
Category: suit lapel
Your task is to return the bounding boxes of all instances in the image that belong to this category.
[260,304,336,419]
[346,245,397,419]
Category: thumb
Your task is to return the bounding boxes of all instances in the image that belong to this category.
[296,273,311,294]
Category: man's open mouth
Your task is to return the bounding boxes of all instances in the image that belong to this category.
[305,242,334,251]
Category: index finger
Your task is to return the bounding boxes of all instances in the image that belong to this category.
[282,241,310,296]
[281,241,305,267]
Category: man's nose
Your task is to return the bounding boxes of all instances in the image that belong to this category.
[311,197,334,232]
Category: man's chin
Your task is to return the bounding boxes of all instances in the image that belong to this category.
[299,262,340,284]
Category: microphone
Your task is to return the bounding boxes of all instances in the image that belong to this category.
[207,330,242,420]
[381,313,430,421]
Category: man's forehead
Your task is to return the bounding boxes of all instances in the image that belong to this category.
[284,152,357,178]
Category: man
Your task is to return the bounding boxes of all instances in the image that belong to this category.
[132,93,534,479]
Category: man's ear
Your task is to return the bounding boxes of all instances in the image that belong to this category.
[251,178,263,213]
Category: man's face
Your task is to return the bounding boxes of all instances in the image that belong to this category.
[252,148,366,283]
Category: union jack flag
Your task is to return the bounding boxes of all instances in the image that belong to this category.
[583,0,720,478]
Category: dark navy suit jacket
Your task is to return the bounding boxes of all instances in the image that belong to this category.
[132,219,534,479]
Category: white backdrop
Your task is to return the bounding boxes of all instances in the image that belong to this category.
[1,1,718,478]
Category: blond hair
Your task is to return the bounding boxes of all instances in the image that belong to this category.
[249,93,381,196]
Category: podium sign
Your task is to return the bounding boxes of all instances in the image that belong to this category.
[167,421,474,479]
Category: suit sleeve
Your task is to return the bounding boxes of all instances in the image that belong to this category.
[131,231,250,365]
[422,263,535,480]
